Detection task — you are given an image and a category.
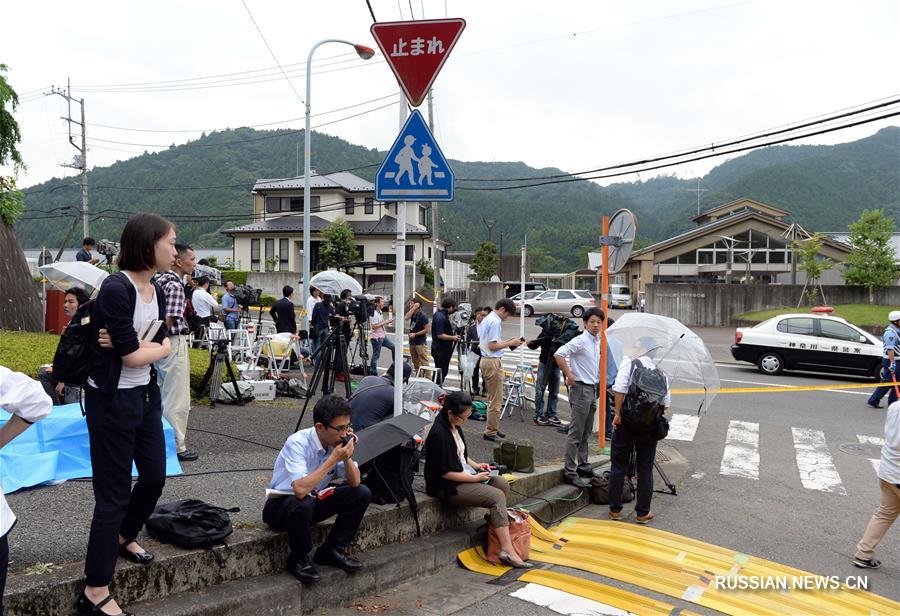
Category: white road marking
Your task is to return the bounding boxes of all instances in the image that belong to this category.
[792,428,846,495]
[857,435,884,474]
[720,421,760,480]
[667,414,700,441]
[509,583,629,616]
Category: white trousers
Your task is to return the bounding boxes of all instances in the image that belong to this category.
[156,335,192,453]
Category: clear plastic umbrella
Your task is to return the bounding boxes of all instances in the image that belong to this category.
[308,270,363,298]
[607,312,720,415]
[39,261,109,298]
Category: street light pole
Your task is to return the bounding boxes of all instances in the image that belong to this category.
[303,39,374,330]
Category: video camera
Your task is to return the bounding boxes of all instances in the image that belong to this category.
[193,263,222,286]
[449,302,473,337]
[348,294,374,324]
[231,284,262,309]
[96,239,120,264]
[535,313,580,347]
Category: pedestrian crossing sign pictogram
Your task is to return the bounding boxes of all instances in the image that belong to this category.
[375,109,454,202]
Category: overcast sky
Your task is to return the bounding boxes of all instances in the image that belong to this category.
[4,0,899,189]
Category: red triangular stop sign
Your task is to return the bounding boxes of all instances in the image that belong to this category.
[370,18,466,107]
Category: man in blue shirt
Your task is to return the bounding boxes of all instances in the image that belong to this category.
[75,237,99,265]
[868,311,900,408]
[221,281,241,330]
[263,396,370,584]
[349,362,412,431]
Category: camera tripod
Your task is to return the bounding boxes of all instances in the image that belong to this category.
[294,322,352,431]
[626,444,677,496]
[348,319,371,377]
[195,339,245,407]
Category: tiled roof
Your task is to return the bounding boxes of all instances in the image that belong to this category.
[223,214,428,235]
[253,171,374,193]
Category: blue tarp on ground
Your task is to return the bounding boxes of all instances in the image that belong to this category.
[0,403,183,494]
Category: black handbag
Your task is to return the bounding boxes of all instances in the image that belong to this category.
[654,412,670,441]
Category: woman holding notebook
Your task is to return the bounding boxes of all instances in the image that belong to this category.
[78,213,177,616]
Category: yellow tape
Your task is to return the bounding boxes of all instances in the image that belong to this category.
[674,381,890,395]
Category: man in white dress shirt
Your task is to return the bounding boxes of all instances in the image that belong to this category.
[0,366,53,612]
[478,298,522,441]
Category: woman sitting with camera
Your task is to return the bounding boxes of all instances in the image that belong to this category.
[424,391,531,568]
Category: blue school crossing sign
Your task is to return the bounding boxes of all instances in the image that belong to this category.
[375,109,454,202]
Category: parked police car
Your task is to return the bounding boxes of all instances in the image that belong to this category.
[731,311,883,378]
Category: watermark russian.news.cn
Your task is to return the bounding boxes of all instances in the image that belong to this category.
[713,575,869,591]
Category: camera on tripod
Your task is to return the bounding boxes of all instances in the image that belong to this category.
[232,284,262,309]
[96,239,120,264]
[348,294,374,324]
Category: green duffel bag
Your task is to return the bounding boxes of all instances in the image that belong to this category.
[492,439,535,474]
[470,400,487,421]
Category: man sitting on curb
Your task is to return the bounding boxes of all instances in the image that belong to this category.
[263,396,371,584]
[350,362,412,432]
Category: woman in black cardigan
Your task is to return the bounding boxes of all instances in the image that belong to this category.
[424,391,531,568]
[78,213,177,616]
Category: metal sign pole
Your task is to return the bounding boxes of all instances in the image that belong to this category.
[519,236,526,367]
[599,216,609,450]
[394,96,408,417]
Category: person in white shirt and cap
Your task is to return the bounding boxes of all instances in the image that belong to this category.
[853,399,900,569]
[0,366,53,613]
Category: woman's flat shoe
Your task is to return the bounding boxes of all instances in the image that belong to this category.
[76,592,134,616]
[499,550,533,569]
[118,541,154,564]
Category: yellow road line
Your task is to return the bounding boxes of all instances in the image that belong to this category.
[674,381,888,395]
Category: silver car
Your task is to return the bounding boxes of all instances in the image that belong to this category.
[523,289,597,317]
[511,290,542,313]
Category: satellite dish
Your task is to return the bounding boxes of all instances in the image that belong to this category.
[37,249,54,267]
[606,209,637,274]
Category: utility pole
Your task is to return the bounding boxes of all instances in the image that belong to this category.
[688,178,708,216]
[48,78,89,237]
[427,89,441,297]
[481,217,496,242]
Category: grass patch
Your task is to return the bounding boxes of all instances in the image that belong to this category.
[736,304,893,326]
[23,562,61,576]
[0,331,211,398]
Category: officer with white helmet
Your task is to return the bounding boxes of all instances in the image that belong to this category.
[867,311,900,408]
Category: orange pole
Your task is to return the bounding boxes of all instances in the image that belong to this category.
[599,216,609,450]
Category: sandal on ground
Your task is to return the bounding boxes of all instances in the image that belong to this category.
[76,592,135,616]
[118,541,155,564]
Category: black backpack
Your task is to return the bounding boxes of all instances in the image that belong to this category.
[146,499,240,550]
[52,298,97,386]
[362,439,422,536]
[621,359,668,432]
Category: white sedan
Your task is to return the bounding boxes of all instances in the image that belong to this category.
[731,313,883,378]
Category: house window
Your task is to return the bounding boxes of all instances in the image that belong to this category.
[428,246,432,259]
[265,239,275,271]
[419,206,427,226]
[406,245,415,261]
[251,239,261,272]
[376,254,396,270]
[310,196,321,213]
[356,245,365,261]
[265,196,280,214]
[365,198,374,215]
[279,238,289,270]
[345,198,355,215]
[290,198,303,212]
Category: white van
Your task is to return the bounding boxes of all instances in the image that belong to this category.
[609,284,633,309]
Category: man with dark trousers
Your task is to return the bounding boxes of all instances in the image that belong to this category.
[270,285,298,334]
[431,297,461,384]
[263,396,370,584]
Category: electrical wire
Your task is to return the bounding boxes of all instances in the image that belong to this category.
[239,0,305,106]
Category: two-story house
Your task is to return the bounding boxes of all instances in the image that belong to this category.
[223,171,445,286]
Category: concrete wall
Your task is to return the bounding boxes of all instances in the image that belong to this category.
[469,282,505,311]
[646,283,900,326]
[246,271,307,305]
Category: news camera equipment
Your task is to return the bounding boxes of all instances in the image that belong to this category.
[96,239,120,265]
[294,320,353,431]
[193,263,222,286]
[348,294,373,324]
[449,305,475,390]
[195,336,245,408]
[626,445,676,496]
[232,285,262,309]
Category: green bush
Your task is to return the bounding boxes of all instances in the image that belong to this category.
[258,294,277,307]
[222,271,248,286]
[0,332,212,400]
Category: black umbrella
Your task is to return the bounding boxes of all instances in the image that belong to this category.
[353,413,429,466]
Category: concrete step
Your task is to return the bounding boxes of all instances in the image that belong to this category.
[5,457,608,616]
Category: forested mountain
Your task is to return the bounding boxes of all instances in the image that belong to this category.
[17,126,899,272]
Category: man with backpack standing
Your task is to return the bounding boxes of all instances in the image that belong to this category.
[867,311,900,408]
[156,244,199,463]
[606,340,671,524]
[555,308,605,488]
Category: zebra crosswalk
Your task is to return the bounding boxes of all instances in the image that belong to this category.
[666,414,884,496]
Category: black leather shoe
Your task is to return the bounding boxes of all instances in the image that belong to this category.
[76,592,134,616]
[483,433,500,442]
[314,546,364,572]
[287,558,321,583]
[118,542,154,564]
[496,431,506,438]
[177,450,199,462]
[564,476,591,489]
[577,468,600,479]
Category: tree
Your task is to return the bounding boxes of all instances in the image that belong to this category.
[0,64,42,331]
[471,241,499,281]
[790,233,833,306]
[843,208,897,303]
[319,217,359,270]
[416,257,435,287]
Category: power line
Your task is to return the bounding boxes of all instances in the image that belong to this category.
[457,111,900,191]
[239,0,305,106]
